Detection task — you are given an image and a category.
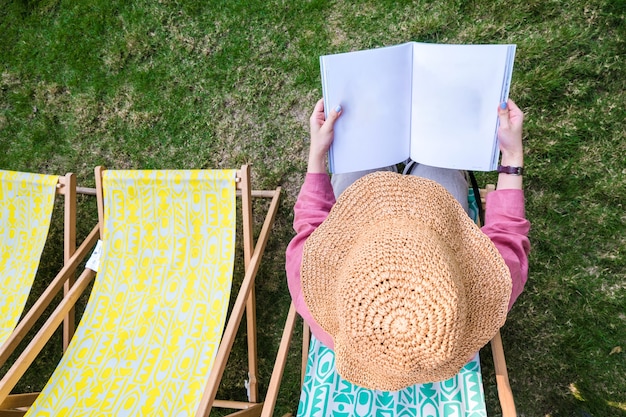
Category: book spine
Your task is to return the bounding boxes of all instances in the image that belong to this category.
[492,45,517,170]
[499,45,516,104]
[319,56,335,173]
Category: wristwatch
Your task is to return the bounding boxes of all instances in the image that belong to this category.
[497,165,524,176]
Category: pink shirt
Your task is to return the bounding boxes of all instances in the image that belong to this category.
[286,173,531,350]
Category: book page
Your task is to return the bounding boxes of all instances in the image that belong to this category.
[410,43,513,171]
[321,43,413,174]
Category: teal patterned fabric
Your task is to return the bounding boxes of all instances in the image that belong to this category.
[467,187,481,225]
[297,335,487,417]
[297,188,488,417]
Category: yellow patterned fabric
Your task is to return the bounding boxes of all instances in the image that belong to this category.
[0,170,58,347]
[26,169,237,416]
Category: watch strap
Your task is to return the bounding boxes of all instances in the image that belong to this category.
[497,165,524,176]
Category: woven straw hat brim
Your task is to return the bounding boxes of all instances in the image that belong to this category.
[301,171,512,390]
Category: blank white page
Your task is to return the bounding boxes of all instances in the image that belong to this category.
[410,43,513,171]
[321,43,413,174]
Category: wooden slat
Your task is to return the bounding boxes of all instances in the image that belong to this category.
[0,393,38,409]
[0,410,26,416]
[62,173,77,351]
[238,166,260,403]
[94,166,105,229]
[491,331,517,416]
[301,322,310,386]
[215,403,263,417]
[260,304,298,417]
[76,186,96,196]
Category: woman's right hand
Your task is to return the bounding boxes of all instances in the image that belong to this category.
[497,99,524,167]
[496,99,525,190]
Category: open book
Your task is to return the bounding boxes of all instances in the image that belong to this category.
[320,42,516,174]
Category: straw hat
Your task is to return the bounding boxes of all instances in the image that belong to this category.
[301,171,511,391]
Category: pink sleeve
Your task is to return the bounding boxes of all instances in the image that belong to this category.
[481,189,531,310]
[285,173,336,349]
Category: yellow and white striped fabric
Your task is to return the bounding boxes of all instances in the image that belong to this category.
[0,170,58,347]
[27,169,237,416]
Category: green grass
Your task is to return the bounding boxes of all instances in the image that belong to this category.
[1,0,625,415]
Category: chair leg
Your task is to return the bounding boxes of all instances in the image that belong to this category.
[301,322,310,387]
[61,173,77,351]
[246,290,259,402]
[491,331,517,417]
[260,304,298,417]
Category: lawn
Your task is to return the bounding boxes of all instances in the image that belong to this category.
[1,0,625,416]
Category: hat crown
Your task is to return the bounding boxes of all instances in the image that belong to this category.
[337,219,467,374]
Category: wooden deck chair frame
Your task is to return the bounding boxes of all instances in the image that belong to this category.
[0,165,281,417]
[0,173,100,415]
[260,184,517,417]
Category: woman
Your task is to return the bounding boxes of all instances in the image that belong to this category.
[286,98,530,415]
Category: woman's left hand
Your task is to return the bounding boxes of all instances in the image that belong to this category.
[308,98,342,173]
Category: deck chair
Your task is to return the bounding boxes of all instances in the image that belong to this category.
[0,171,99,414]
[261,184,517,417]
[0,170,59,349]
[0,170,99,362]
[0,165,280,416]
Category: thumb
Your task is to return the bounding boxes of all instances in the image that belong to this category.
[321,104,342,132]
[497,101,510,130]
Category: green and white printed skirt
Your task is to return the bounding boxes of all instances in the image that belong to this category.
[296,334,487,417]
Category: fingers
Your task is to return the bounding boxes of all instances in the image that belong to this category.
[506,99,522,115]
[497,101,510,130]
[497,99,525,162]
[312,98,324,115]
[322,104,342,132]
[310,97,342,132]
[310,98,325,127]
[498,99,524,127]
